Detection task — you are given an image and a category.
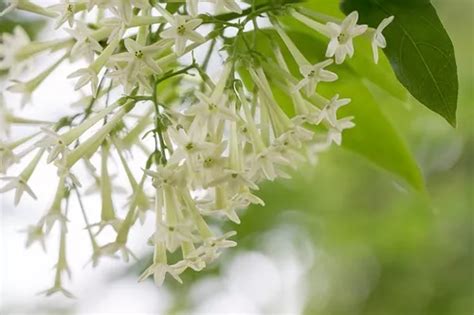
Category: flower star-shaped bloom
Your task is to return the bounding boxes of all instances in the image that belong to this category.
[38,284,75,299]
[36,127,70,163]
[254,147,290,181]
[202,203,242,224]
[150,221,198,252]
[108,38,170,92]
[0,26,30,78]
[327,117,355,146]
[110,38,167,75]
[276,125,314,149]
[208,169,259,191]
[108,0,150,23]
[0,142,20,173]
[325,11,368,64]
[49,0,79,29]
[186,91,238,125]
[145,164,185,188]
[65,21,103,62]
[96,241,138,263]
[22,224,47,251]
[198,231,237,263]
[160,15,205,56]
[67,67,99,96]
[7,80,35,107]
[40,210,69,234]
[174,254,206,272]
[293,59,338,96]
[230,191,265,209]
[168,123,214,163]
[316,94,351,126]
[138,262,183,286]
[372,16,395,64]
[0,176,37,205]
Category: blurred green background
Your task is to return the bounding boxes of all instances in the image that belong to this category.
[1,0,472,314]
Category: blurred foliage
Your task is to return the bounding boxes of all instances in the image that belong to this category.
[0,13,45,37]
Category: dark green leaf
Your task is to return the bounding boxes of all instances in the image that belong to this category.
[341,0,459,126]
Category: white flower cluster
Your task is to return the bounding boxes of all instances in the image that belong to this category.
[0,0,393,296]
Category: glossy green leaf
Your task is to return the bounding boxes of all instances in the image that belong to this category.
[341,0,459,126]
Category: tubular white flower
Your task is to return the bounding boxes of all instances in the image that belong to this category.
[293,60,338,96]
[38,101,120,163]
[0,26,30,78]
[157,5,205,56]
[49,1,87,29]
[66,21,103,62]
[0,0,387,290]
[324,11,368,64]
[0,148,44,205]
[371,16,395,64]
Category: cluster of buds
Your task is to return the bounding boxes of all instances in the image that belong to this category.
[0,0,393,296]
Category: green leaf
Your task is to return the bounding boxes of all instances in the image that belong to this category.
[341,0,459,126]
[233,30,424,190]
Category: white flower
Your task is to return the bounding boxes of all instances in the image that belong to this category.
[167,122,215,164]
[151,221,198,252]
[65,21,103,62]
[275,125,314,149]
[253,147,290,181]
[37,127,71,163]
[372,16,394,64]
[186,91,238,126]
[207,169,258,191]
[48,0,84,29]
[118,38,166,73]
[67,67,99,95]
[138,262,183,286]
[325,11,368,64]
[160,13,205,56]
[38,284,75,299]
[0,143,19,174]
[39,210,69,234]
[145,164,185,188]
[109,0,150,16]
[22,224,47,251]
[108,38,171,92]
[0,26,30,77]
[0,176,37,206]
[293,59,338,96]
[96,242,137,263]
[327,117,355,145]
[230,191,265,209]
[173,253,206,272]
[316,94,351,126]
[196,231,237,263]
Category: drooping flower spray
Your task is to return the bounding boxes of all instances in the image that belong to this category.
[0,0,393,295]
